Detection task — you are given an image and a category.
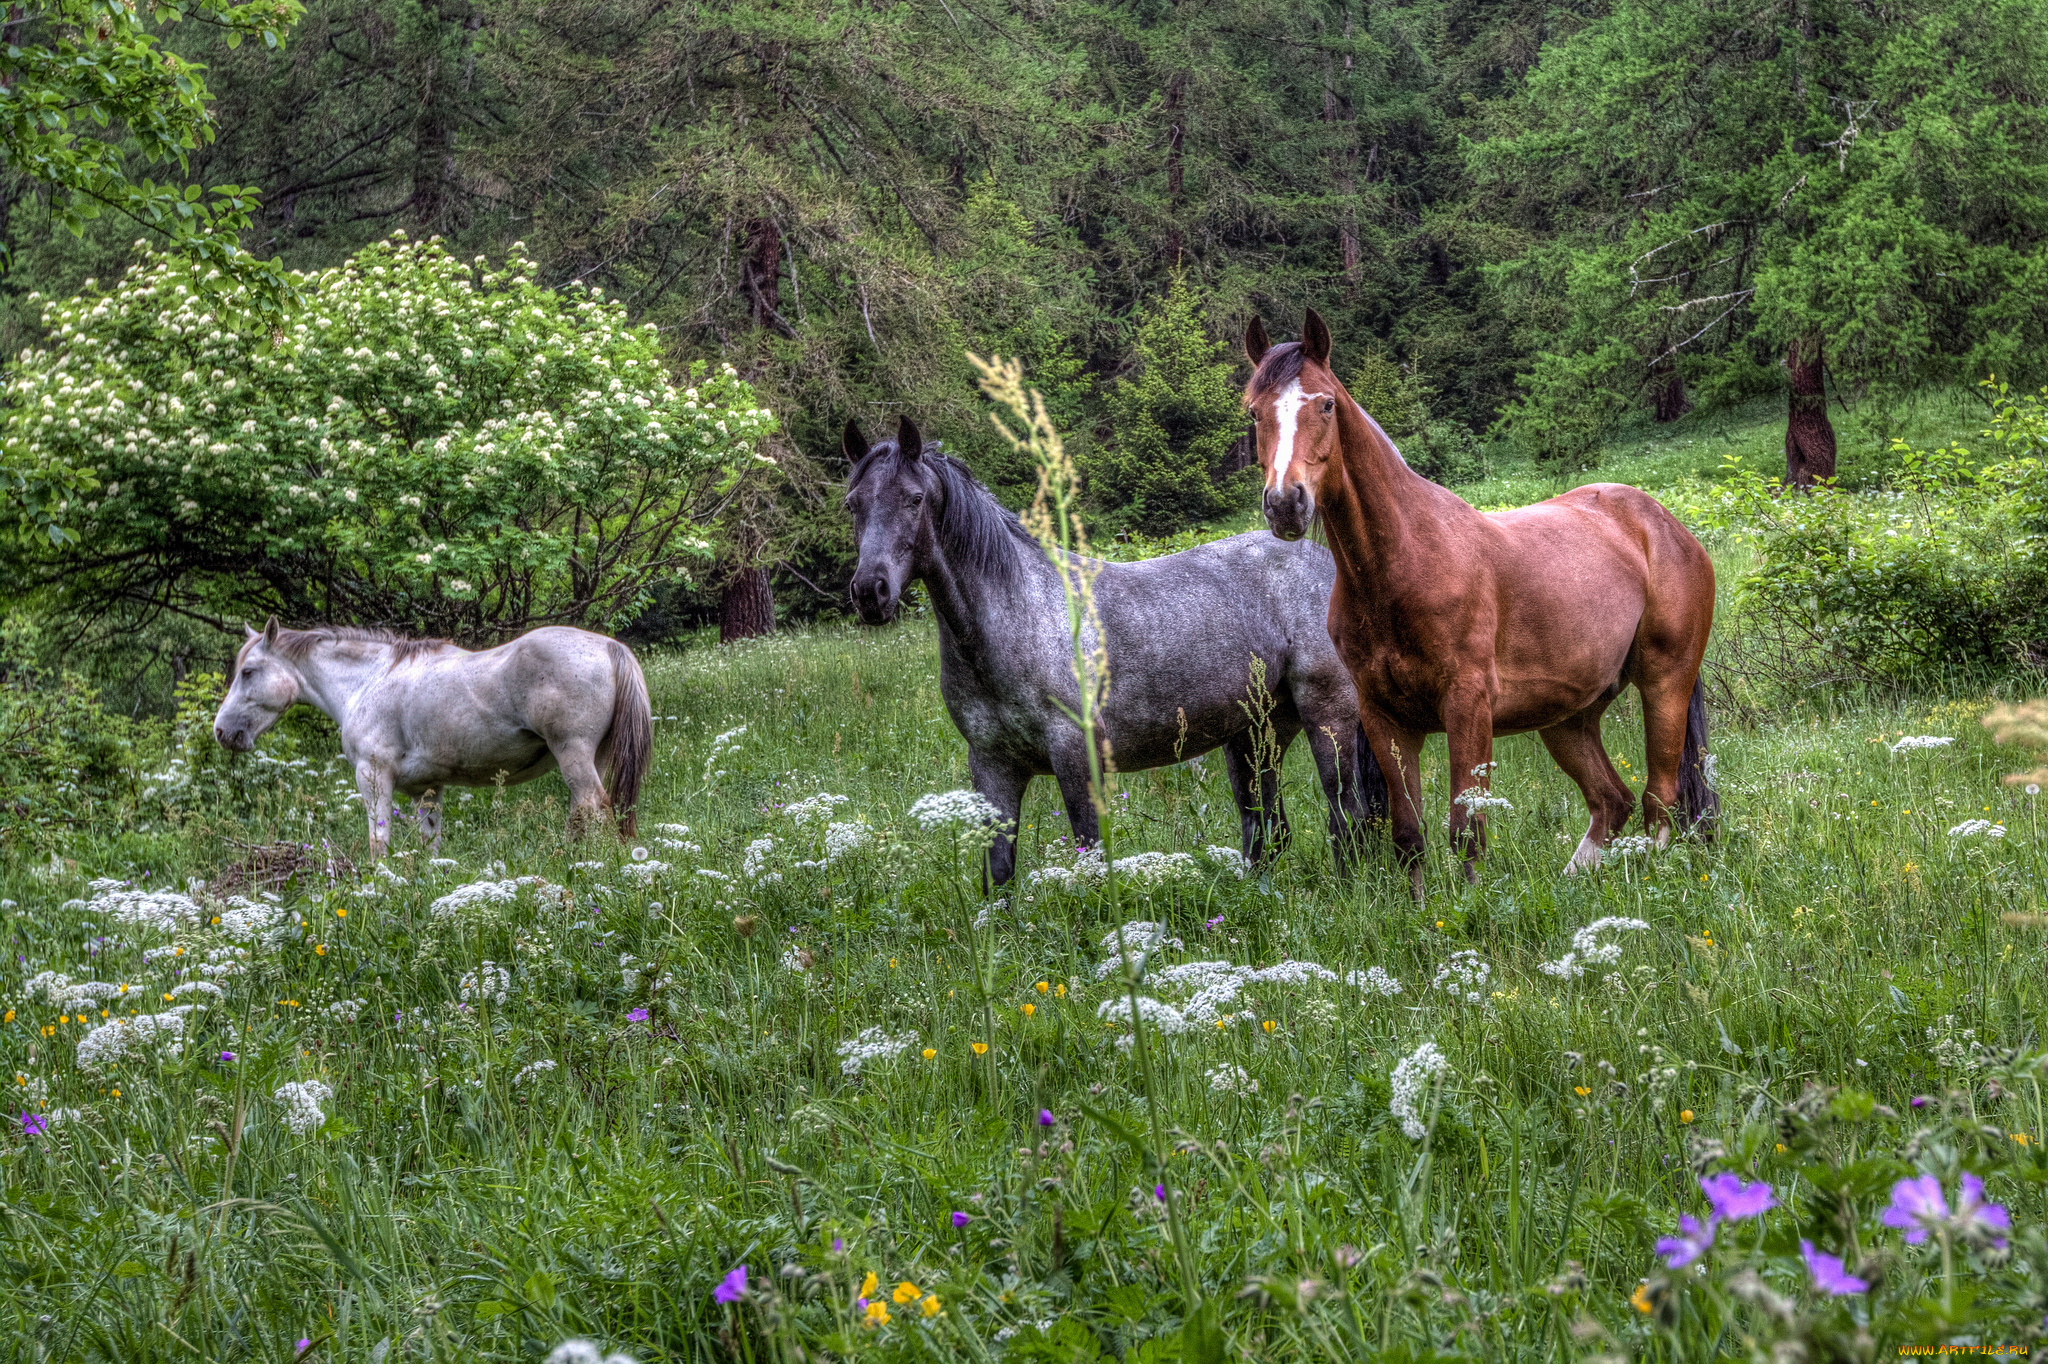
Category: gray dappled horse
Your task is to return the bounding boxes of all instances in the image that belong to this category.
[843,416,1386,887]
[213,620,651,859]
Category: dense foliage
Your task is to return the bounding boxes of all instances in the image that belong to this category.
[0,236,775,638]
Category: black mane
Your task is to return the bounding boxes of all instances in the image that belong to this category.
[1247,340,1307,397]
[849,438,1037,586]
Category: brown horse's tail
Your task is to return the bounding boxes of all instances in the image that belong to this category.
[1678,674,1719,835]
[1356,722,1390,824]
[601,640,652,836]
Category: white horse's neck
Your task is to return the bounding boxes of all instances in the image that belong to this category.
[284,641,396,729]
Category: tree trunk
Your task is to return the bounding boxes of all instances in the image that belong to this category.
[719,566,775,643]
[1784,333,1836,488]
[1650,355,1691,422]
[745,216,784,331]
[1163,70,1186,268]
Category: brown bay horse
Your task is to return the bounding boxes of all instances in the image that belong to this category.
[1243,310,1718,898]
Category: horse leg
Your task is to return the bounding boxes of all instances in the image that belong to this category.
[1538,703,1635,873]
[968,752,1030,890]
[1366,717,1429,902]
[1223,731,1291,868]
[1636,669,1696,849]
[1303,719,1366,875]
[1049,740,1103,853]
[415,788,443,852]
[1442,684,1500,883]
[553,740,613,841]
[355,762,395,861]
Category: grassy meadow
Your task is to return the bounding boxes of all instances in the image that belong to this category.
[5,398,2048,1361]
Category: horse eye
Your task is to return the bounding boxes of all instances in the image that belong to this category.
[908,491,924,506]
[1322,399,1335,414]
[241,667,255,679]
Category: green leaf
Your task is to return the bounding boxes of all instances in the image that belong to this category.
[111,1260,149,1278]
[1181,1299,1225,1364]
[473,1299,517,1320]
[523,1270,556,1310]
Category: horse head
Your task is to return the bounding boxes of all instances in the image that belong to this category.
[842,414,935,624]
[214,617,302,751]
[1243,309,1341,542]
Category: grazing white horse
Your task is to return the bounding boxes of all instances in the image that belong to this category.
[213,619,652,859]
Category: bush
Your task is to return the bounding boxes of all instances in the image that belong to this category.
[0,615,139,852]
[1688,379,2048,686]
[0,235,777,639]
[1345,346,1486,486]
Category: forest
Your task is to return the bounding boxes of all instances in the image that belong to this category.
[5,0,2047,677]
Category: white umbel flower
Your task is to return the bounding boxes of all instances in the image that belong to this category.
[1345,966,1404,997]
[1890,735,1954,753]
[459,961,511,1005]
[546,1341,638,1364]
[907,789,1000,829]
[1538,917,1651,980]
[1948,819,2007,839]
[1430,950,1492,1004]
[274,1079,333,1135]
[1207,1064,1258,1096]
[1389,1041,1450,1140]
[835,1026,918,1076]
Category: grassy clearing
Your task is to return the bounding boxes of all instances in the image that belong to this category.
[3,599,2046,1360]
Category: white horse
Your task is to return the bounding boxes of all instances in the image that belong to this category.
[213,619,652,858]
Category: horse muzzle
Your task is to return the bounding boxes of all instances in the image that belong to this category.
[1263,483,1314,542]
[850,573,899,625]
[213,724,253,752]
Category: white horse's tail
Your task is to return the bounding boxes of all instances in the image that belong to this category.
[601,640,653,836]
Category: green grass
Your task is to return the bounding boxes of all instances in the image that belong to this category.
[3,609,2046,1361]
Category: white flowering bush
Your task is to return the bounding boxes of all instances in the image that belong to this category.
[0,234,777,634]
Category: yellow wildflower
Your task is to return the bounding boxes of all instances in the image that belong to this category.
[1574,1086,1591,1098]
[859,1271,877,1299]
[1679,1110,1694,1124]
[1022,1003,1035,1017]
[971,1042,989,1056]
[921,1294,942,1317]
[892,1281,922,1304]
[1035,980,1049,994]
[921,1048,936,1061]
[1262,1020,1276,1033]
[1630,1283,1653,1313]
[863,1299,890,1327]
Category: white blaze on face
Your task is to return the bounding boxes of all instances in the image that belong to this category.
[1268,380,1332,489]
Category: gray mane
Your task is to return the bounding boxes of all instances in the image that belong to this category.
[851,439,1038,587]
[246,625,458,668]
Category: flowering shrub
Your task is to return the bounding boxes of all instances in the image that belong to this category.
[0,234,776,636]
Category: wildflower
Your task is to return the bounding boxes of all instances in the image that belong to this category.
[297,1341,311,1355]
[1800,1241,1868,1295]
[1700,1173,1775,1221]
[1948,819,2006,839]
[1035,980,1049,994]
[1539,917,1651,980]
[859,1271,878,1298]
[545,1342,638,1364]
[1207,1063,1257,1096]
[921,1294,942,1317]
[1038,1109,1055,1126]
[1574,1086,1591,1098]
[971,1042,989,1056]
[1954,1172,2011,1247]
[1389,1041,1450,1139]
[1022,1003,1035,1016]
[907,790,1000,829]
[837,1027,917,1076]
[1430,950,1491,1003]
[625,1008,650,1023]
[862,1299,890,1327]
[951,1211,970,1229]
[21,1112,47,1136]
[1346,966,1404,996]
[513,1059,557,1085]
[1655,1214,1715,1269]
[273,1080,333,1135]
[713,1265,748,1303]
[892,1281,922,1304]
[1262,1019,1276,1033]
[631,847,650,862]
[1453,786,1514,813]
[1630,1283,1653,1313]
[921,1048,936,1061]
[1890,735,1954,753]
[1154,1184,1167,1202]
[1679,1110,1694,1123]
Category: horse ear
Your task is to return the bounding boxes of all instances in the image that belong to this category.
[243,623,260,642]
[1302,308,1332,367]
[1245,315,1271,365]
[842,418,868,465]
[896,415,923,463]
[261,615,280,645]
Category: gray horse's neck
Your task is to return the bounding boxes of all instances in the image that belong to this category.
[915,520,1051,655]
[286,642,393,728]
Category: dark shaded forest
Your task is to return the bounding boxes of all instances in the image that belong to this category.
[4,0,2046,633]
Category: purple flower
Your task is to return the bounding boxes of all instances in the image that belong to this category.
[295,1340,311,1355]
[1800,1240,1868,1295]
[20,1112,46,1137]
[1882,1174,1949,1244]
[1910,1096,1928,1109]
[1654,1213,1716,1269]
[951,1211,970,1229]
[1204,915,1224,930]
[1037,1109,1055,1127]
[1955,1172,2010,1248]
[1154,1184,1167,1202]
[1700,1173,1776,1221]
[831,1238,843,1253]
[626,1007,650,1023]
[220,1051,236,1063]
[714,1264,748,1303]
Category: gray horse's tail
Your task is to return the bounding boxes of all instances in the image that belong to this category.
[602,640,653,836]
[1357,722,1389,824]
[1677,674,1718,835]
